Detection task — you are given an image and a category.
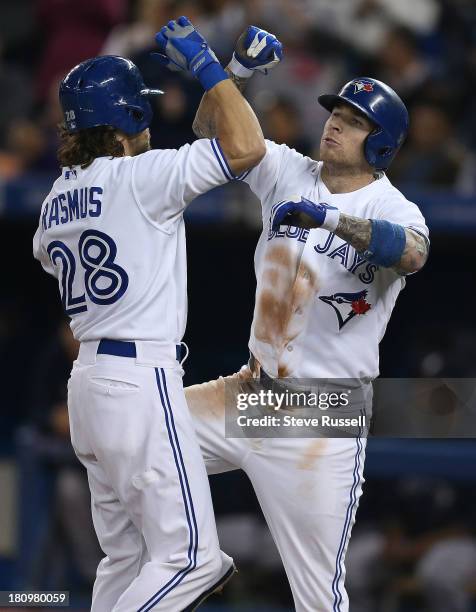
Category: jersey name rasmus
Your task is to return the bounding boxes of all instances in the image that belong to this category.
[42,186,103,230]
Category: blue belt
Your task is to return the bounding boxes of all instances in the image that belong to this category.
[97,339,184,362]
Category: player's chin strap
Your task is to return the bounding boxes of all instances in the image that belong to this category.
[179,341,190,366]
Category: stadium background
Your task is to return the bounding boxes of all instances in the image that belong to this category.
[0,0,476,610]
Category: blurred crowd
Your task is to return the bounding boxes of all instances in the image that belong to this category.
[0,0,475,194]
[1,1,476,610]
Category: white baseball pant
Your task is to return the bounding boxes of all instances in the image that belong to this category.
[68,340,234,611]
[186,371,366,612]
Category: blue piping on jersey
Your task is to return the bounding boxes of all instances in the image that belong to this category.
[236,168,252,181]
[210,138,234,181]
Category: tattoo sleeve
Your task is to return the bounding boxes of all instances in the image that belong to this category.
[334,214,428,274]
[334,213,372,254]
[393,228,429,275]
[192,67,250,139]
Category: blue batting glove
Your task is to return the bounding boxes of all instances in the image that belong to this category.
[152,16,227,90]
[229,26,283,77]
[270,196,340,232]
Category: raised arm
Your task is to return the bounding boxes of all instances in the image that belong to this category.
[270,197,429,275]
[204,78,265,176]
[154,17,268,176]
[193,26,283,142]
[192,68,250,140]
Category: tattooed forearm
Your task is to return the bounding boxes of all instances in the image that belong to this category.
[335,215,428,273]
[284,207,428,274]
[225,66,249,93]
[334,213,372,253]
[192,95,216,138]
[393,229,429,275]
[192,67,251,138]
[336,215,429,274]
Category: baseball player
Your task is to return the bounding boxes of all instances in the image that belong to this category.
[33,17,266,612]
[186,27,429,611]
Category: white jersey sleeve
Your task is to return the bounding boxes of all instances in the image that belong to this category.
[239,140,315,215]
[238,139,283,200]
[131,137,235,231]
[372,188,430,243]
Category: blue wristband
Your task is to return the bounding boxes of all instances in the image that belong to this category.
[362,219,406,267]
[196,61,228,90]
[188,47,228,90]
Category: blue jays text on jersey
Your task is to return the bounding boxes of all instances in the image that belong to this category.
[41,186,103,230]
[268,225,378,284]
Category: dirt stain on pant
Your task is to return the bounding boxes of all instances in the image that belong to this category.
[296,439,329,470]
[185,367,253,420]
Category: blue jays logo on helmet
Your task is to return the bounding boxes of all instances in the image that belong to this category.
[59,56,164,135]
[353,80,374,94]
[319,289,371,330]
[318,77,409,170]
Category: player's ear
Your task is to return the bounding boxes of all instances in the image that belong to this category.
[114,130,129,157]
[115,130,127,144]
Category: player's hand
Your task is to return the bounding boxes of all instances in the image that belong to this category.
[153,16,226,90]
[270,196,340,232]
[230,26,283,77]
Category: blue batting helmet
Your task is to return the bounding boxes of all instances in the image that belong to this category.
[318,77,409,170]
[59,56,163,135]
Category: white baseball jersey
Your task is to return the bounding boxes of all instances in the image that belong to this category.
[33,138,233,342]
[240,140,429,380]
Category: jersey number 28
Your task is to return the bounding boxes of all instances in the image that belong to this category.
[47,230,129,315]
